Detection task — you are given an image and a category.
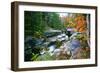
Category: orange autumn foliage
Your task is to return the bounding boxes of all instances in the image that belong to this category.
[64,14,87,33]
[75,15,87,33]
[65,17,76,28]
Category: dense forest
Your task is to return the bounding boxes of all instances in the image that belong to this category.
[24,11,64,37]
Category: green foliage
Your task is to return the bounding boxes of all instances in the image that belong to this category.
[35,52,54,61]
[24,11,45,38]
[33,31,43,39]
[47,13,64,30]
[55,40,62,48]
[31,53,39,61]
[76,33,89,49]
[24,12,64,38]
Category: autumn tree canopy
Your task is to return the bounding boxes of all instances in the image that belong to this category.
[64,14,87,33]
